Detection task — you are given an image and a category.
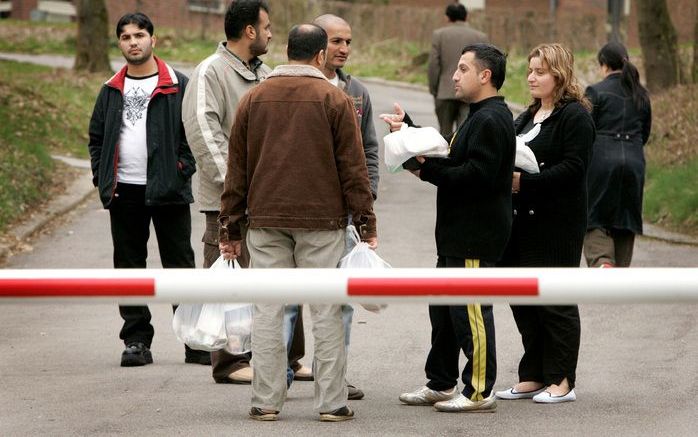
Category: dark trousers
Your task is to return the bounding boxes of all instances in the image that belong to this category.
[434,98,469,137]
[202,212,305,381]
[425,257,496,400]
[510,305,580,389]
[110,183,195,347]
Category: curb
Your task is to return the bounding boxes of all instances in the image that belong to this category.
[640,223,698,247]
[0,162,95,263]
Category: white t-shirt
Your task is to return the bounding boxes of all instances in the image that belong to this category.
[329,74,340,87]
[118,73,158,185]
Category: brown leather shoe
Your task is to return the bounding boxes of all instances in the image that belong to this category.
[225,366,253,384]
[293,365,314,381]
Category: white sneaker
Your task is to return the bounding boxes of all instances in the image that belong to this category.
[399,386,458,406]
[532,389,576,404]
[495,386,545,400]
[434,393,497,413]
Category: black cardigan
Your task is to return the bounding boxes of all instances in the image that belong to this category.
[419,96,515,262]
[499,100,595,267]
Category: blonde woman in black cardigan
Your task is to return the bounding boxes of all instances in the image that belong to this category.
[496,43,595,404]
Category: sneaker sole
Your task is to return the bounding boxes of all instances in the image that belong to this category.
[319,414,354,422]
[120,351,153,367]
[399,399,436,406]
[434,404,497,413]
[249,413,278,421]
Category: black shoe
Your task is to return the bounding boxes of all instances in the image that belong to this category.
[249,407,278,421]
[347,382,365,400]
[319,406,354,422]
[185,348,212,365]
[121,343,153,367]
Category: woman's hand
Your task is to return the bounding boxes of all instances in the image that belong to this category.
[512,171,521,193]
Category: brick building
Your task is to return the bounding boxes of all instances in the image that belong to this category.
[1,0,695,52]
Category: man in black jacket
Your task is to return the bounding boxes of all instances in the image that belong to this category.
[383,43,514,412]
[87,12,200,367]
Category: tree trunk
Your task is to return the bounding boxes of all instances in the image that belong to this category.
[636,0,680,92]
[692,5,698,83]
[74,0,112,73]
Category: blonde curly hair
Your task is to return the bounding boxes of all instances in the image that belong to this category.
[527,43,591,113]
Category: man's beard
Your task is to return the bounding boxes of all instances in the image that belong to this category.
[250,37,268,58]
[123,48,152,65]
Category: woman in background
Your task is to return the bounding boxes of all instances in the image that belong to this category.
[584,42,652,268]
[496,43,595,404]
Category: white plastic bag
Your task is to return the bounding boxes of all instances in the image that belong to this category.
[172,256,253,353]
[339,226,390,313]
[515,124,540,174]
[383,123,449,173]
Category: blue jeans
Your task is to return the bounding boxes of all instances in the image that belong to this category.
[284,304,353,387]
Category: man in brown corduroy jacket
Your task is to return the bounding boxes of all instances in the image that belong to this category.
[218,24,377,423]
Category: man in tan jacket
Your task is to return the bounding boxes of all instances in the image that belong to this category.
[219,24,377,422]
[428,3,488,136]
[182,0,309,384]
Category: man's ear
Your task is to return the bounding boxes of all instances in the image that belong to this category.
[245,24,257,40]
[480,69,492,85]
[316,49,326,67]
[151,35,157,49]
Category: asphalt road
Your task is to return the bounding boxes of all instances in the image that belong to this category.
[1,56,698,436]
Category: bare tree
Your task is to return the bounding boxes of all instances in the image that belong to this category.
[636,0,680,92]
[74,0,112,73]
[692,5,698,83]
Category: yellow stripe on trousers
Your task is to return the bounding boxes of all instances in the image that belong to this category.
[465,259,486,401]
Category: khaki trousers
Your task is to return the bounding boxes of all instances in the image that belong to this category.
[583,227,636,267]
[202,213,306,381]
[247,228,347,413]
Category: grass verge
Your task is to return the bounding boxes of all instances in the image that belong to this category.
[0,60,103,233]
[643,84,698,235]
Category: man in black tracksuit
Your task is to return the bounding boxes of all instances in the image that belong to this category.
[384,43,514,413]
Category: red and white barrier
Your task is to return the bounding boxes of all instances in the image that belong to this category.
[1,268,697,304]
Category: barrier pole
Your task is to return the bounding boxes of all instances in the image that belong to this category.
[0,268,697,305]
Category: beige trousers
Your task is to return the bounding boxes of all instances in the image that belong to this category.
[247,228,347,413]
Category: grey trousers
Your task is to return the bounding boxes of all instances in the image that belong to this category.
[247,228,347,413]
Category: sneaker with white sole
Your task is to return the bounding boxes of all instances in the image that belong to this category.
[399,386,458,406]
[532,389,576,404]
[434,393,497,413]
[319,406,354,422]
[495,386,545,400]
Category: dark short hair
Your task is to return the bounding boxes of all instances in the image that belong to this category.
[116,12,154,38]
[224,0,270,40]
[462,43,507,90]
[287,24,327,62]
[445,3,467,21]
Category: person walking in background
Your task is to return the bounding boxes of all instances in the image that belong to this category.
[428,2,488,136]
[218,24,377,422]
[583,42,652,268]
[87,12,201,367]
[182,0,309,385]
[496,43,595,404]
[384,43,515,413]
